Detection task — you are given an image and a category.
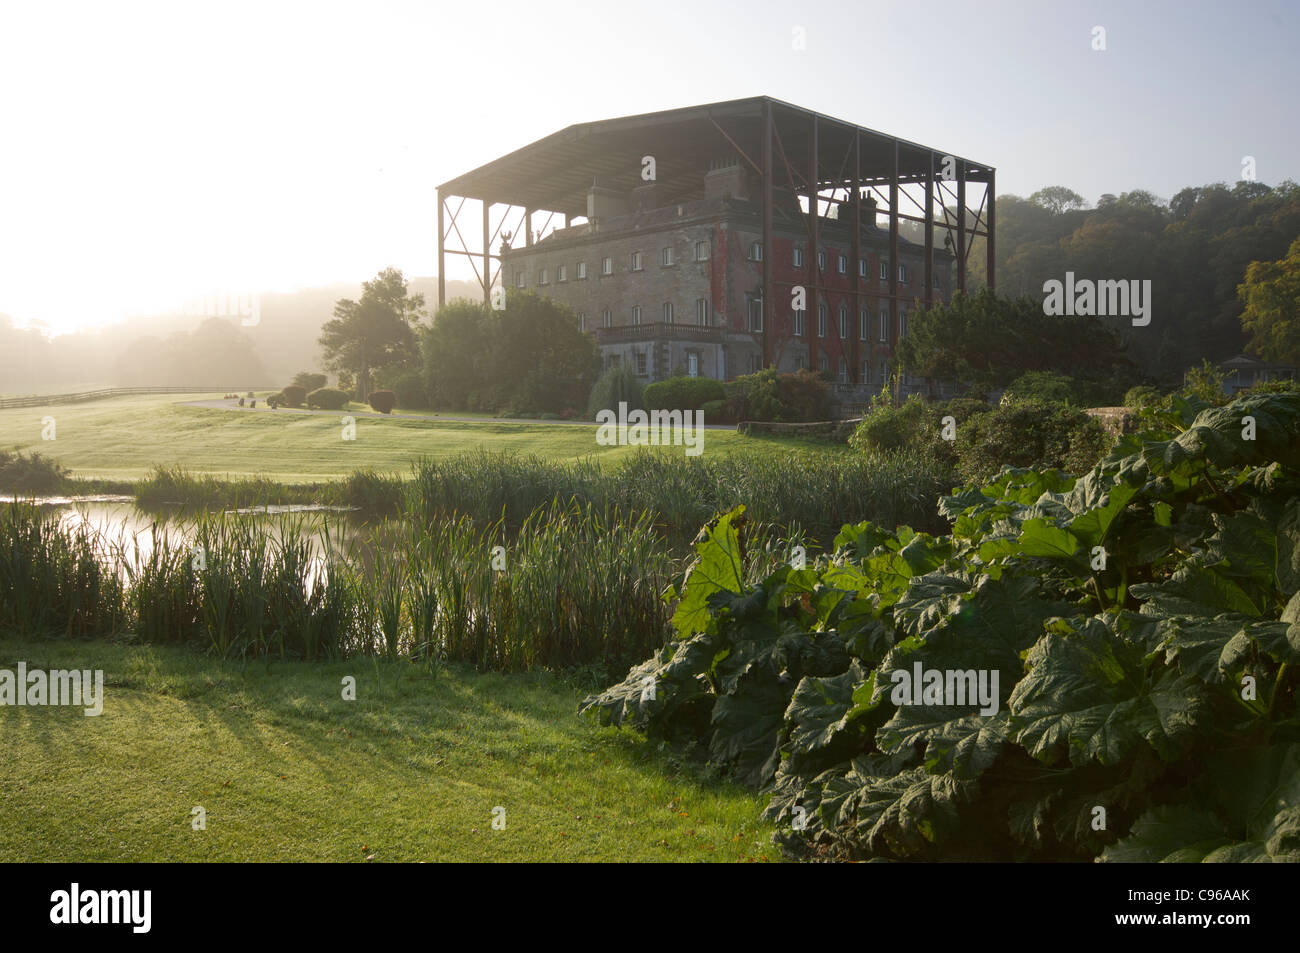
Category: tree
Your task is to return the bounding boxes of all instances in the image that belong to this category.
[318,267,425,399]
[1028,186,1086,216]
[291,371,327,392]
[1239,235,1300,364]
[422,292,599,414]
[897,288,1132,395]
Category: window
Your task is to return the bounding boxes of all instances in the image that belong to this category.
[631,251,644,271]
[879,360,888,385]
[750,355,761,373]
[662,246,674,266]
[879,259,888,281]
[636,352,647,375]
[837,254,847,275]
[839,359,848,384]
[749,241,763,261]
[601,256,612,276]
[688,353,699,378]
[817,301,827,338]
[862,361,870,384]
[819,355,829,372]
[793,246,805,267]
[879,307,888,342]
[557,264,567,283]
[900,309,908,338]
[631,305,642,325]
[577,261,587,279]
[662,301,674,324]
[817,249,826,271]
[859,257,869,278]
[608,354,620,368]
[539,267,548,286]
[898,264,908,283]
[695,298,709,325]
[695,240,709,261]
[602,309,611,329]
[838,304,848,339]
[747,296,763,331]
[860,309,868,340]
[577,311,586,332]
[793,308,805,337]
[515,270,525,288]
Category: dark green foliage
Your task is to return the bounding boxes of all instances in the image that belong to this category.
[586,363,644,420]
[726,368,832,422]
[1123,385,1165,409]
[956,399,1113,485]
[425,292,599,415]
[307,387,349,410]
[0,449,68,493]
[291,372,328,393]
[643,376,725,412]
[280,384,307,407]
[584,392,1300,861]
[367,389,396,414]
[1002,370,1079,405]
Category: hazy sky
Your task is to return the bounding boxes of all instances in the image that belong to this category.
[1,0,1297,336]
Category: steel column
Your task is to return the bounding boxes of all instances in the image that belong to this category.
[850,131,862,384]
[889,140,899,401]
[986,170,996,290]
[761,99,774,369]
[482,201,491,306]
[437,189,446,309]
[924,153,934,311]
[807,114,819,375]
[957,165,967,294]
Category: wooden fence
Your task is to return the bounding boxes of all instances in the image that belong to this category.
[0,386,263,410]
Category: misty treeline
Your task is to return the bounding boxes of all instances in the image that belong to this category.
[965,179,1300,376]
[0,278,478,396]
[4,178,1299,397]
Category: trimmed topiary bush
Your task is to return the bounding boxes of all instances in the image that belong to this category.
[280,385,307,408]
[307,387,349,411]
[367,390,396,414]
[643,376,725,412]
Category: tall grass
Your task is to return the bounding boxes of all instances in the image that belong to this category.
[407,447,952,544]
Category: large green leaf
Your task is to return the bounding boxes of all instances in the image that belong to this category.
[670,506,747,638]
[1009,617,1210,766]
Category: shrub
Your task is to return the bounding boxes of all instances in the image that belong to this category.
[1123,384,1165,409]
[586,363,644,420]
[375,368,427,409]
[727,368,832,422]
[1247,377,1300,395]
[540,412,561,420]
[0,449,68,493]
[307,387,349,410]
[292,372,328,393]
[956,399,1112,484]
[1181,359,1230,406]
[701,399,728,424]
[1001,370,1078,406]
[643,375,725,412]
[367,390,396,414]
[280,384,307,408]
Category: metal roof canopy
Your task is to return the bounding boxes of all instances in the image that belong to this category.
[437,95,995,395]
[437,96,994,218]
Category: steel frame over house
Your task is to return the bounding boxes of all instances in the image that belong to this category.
[436,96,994,379]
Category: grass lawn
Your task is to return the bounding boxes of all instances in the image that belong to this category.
[0,393,841,483]
[0,638,775,862]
